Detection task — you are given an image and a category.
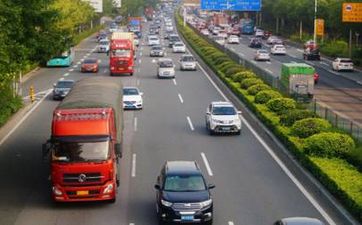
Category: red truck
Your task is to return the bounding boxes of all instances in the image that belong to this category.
[109,32,134,76]
[42,77,123,203]
[144,6,154,21]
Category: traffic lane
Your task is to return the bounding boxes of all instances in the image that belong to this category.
[164,53,330,225]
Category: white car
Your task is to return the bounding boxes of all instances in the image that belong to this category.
[214,36,225,45]
[172,42,186,53]
[97,40,110,53]
[218,31,228,39]
[255,29,264,37]
[332,58,354,71]
[212,27,221,35]
[271,44,286,55]
[123,87,143,109]
[157,58,175,78]
[200,29,210,36]
[148,35,160,46]
[254,49,270,61]
[166,25,174,32]
[180,54,197,71]
[205,101,242,135]
[227,35,240,44]
[134,38,139,47]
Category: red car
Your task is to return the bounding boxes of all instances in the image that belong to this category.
[314,72,319,84]
[81,58,99,73]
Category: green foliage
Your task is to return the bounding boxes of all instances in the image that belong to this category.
[0,87,23,127]
[224,66,244,77]
[305,133,355,158]
[247,84,271,96]
[320,40,349,58]
[254,90,282,104]
[280,109,315,126]
[266,97,296,115]
[291,118,331,138]
[240,78,264,89]
[232,71,257,82]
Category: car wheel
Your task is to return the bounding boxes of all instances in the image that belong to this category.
[108,198,116,203]
[235,130,241,135]
[130,73,133,76]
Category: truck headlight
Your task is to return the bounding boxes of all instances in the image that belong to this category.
[161,199,173,207]
[103,183,114,194]
[200,199,212,208]
[52,186,62,196]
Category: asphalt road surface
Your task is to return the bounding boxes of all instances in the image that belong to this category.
[0,20,355,225]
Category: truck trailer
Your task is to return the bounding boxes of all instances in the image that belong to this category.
[43,77,123,203]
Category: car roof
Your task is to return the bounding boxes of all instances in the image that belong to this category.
[280,217,324,225]
[165,161,201,175]
[159,58,172,62]
[211,101,234,107]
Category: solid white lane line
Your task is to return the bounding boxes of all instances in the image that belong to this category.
[197,60,337,225]
[131,154,136,177]
[228,222,235,225]
[0,89,52,147]
[265,69,273,74]
[63,73,69,77]
[140,52,143,56]
[69,68,74,72]
[201,152,213,176]
[152,59,156,63]
[320,61,328,66]
[173,79,177,86]
[134,117,138,131]
[178,93,184,103]
[186,116,194,131]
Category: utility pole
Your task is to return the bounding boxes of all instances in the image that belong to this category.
[313,0,317,44]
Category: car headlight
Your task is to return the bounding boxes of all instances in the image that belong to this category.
[161,199,173,207]
[200,199,212,208]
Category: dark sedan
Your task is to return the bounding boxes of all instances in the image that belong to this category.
[52,80,75,100]
[249,38,262,48]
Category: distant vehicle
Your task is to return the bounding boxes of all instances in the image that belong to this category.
[168,34,181,47]
[201,29,210,36]
[218,31,228,39]
[52,80,75,100]
[148,35,161,46]
[81,58,99,73]
[205,101,242,135]
[98,40,110,53]
[249,38,262,48]
[303,40,320,60]
[255,29,264,37]
[47,48,75,67]
[180,54,197,71]
[274,217,325,225]
[314,72,319,84]
[239,18,254,35]
[254,49,270,61]
[172,42,186,53]
[157,58,175,78]
[263,30,272,40]
[332,58,354,71]
[227,35,240,44]
[166,25,174,32]
[150,45,165,57]
[212,26,221,35]
[214,36,226,45]
[154,161,215,225]
[271,44,286,55]
[267,36,283,45]
[109,23,118,33]
[123,87,143,109]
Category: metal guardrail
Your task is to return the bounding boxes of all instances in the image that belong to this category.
[186,23,362,141]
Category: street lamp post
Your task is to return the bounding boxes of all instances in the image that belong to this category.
[313,0,317,45]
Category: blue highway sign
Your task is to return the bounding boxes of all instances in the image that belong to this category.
[201,0,261,11]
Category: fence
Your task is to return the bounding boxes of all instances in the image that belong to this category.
[186,22,362,141]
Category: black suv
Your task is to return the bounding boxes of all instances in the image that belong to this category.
[154,161,215,225]
[249,38,262,48]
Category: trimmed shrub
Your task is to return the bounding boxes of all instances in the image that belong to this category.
[225,66,244,77]
[247,84,271,96]
[255,90,282,104]
[305,132,355,158]
[266,97,296,115]
[280,109,316,126]
[240,78,264,89]
[232,71,257,82]
[291,118,331,138]
[216,60,234,70]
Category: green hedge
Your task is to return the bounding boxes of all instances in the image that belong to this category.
[291,118,332,138]
[280,109,315,126]
[240,78,264,89]
[255,90,282,104]
[266,98,297,115]
[247,84,271,96]
[176,12,362,222]
[0,88,23,127]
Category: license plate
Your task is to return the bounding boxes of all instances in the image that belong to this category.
[76,190,89,196]
[222,127,231,131]
[118,68,124,70]
[181,215,194,221]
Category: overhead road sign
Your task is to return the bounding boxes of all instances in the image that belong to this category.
[82,0,103,13]
[183,0,200,6]
[342,3,362,23]
[201,0,261,11]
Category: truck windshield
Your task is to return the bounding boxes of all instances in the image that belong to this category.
[112,49,131,57]
[52,141,110,163]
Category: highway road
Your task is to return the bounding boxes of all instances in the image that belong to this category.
[0,18,356,225]
[193,22,362,125]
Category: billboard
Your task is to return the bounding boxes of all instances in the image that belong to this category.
[83,0,103,13]
[201,0,261,11]
[315,19,324,36]
[183,0,200,6]
[342,3,362,23]
[113,0,121,8]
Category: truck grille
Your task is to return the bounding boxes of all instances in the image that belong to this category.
[172,202,202,211]
[63,173,103,183]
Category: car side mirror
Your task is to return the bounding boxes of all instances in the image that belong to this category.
[115,143,122,158]
[140,92,144,96]
[154,184,161,190]
[206,112,211,115]
[208,184,215,189]
[237,111,242,115]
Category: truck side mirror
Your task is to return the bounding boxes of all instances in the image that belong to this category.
[115,143,122,158]
[42,141,51,162]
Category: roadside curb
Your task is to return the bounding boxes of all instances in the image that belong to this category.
[178,24,360,225]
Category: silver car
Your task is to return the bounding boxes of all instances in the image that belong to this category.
[52,80,75,100]
[180,54,197,71]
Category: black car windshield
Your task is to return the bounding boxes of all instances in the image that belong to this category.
[123,88,139,95]
[83,59,97,64]
[212,106,236,115]
[52,141,110,163]
[152,46,162,50]
[159,61,173,68]
[164,175,206,192]
[56,81,74,88]
[182,56,195,62]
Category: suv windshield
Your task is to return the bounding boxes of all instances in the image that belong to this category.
[164,175,206,192]
[52,141,110,162]
[212,106,236,115]
[182,56,195,62]
[56,81,74,88]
